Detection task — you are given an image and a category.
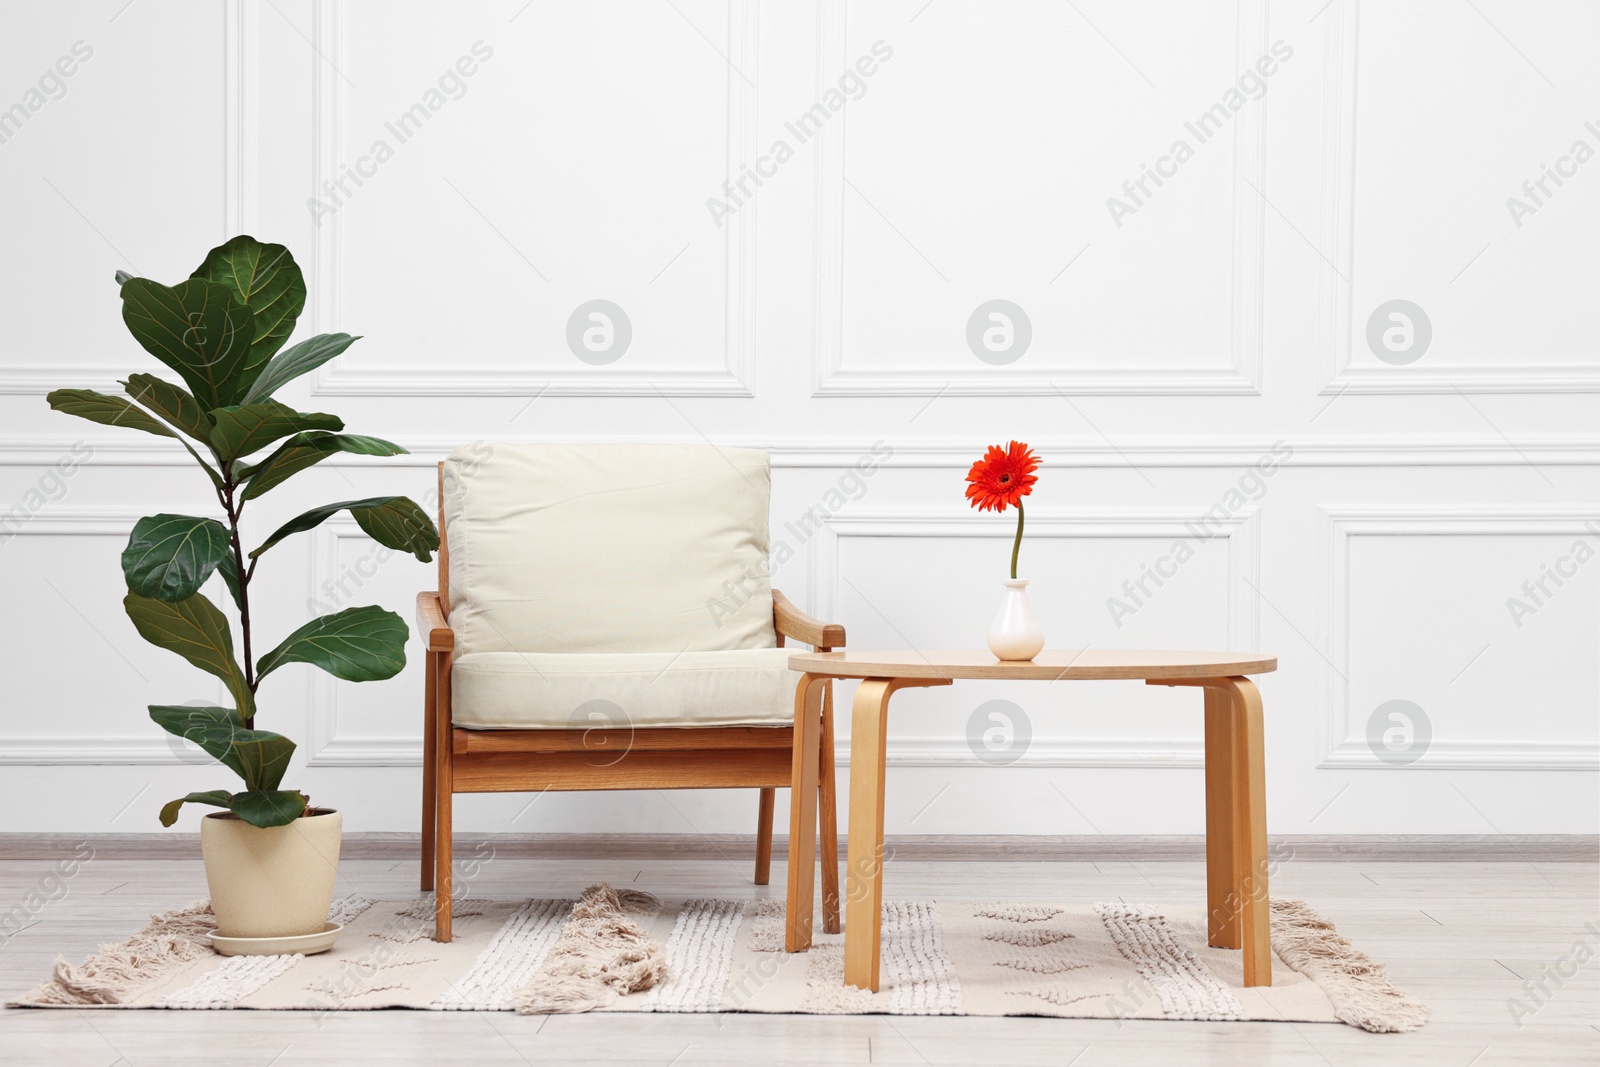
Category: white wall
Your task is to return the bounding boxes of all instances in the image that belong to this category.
[1,0,1595,836]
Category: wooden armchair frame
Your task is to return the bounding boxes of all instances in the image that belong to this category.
[419,463,844,941]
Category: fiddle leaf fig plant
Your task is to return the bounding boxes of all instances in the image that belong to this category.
[47,235,439,829]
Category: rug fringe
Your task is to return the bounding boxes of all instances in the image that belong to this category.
[514,883,667,1014]
[1270,898,1429,1032]
[9,901,216,1008]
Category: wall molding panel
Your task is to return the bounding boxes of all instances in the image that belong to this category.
[1316,0,1600,395]
[810,0,1268,397]
[809,507,1262,650]
[1317,505,1600,770]
[0,507,228,765]
[308,0,758,398]
[804,506,1261,769]
[0,4,253,396]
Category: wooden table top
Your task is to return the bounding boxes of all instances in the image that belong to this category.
[787,649,1277,681]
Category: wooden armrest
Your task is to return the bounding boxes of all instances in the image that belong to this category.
[415,591,455,652]
[772,588,845,649]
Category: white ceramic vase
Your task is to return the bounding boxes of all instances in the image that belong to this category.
[201,808,342,940]
[987,578,1045,661]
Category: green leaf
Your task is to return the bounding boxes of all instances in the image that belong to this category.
[47,387,223,493]
[148,706,295,791]
[251,496,438,562]
[351,497,438,563]
[119,277,258,408]
[46,388,175,439]
[104,376,226,490]
[240,432,406,500]
[117,377,228,495]
[219,551,244,612]
[207,401,343,462]
[158,790,233,827]
[121,374,214,445]
[190,236,307,374]
[230,790,308,828]
[242,333,360,404]
[149,704,237,773]
[121,515,233,601]
[256,605,408,682]
[150,703,242,737]
[227,732,295,791]
[123,593,254,720]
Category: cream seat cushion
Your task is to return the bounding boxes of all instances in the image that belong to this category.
[442,443,777,656]
[451,648,799,729]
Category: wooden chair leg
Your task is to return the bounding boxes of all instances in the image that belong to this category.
[434,752,453,941]
[434,681,454,943]
[421,650,437,892]
[754,787,775,885]
[818,681,841,934]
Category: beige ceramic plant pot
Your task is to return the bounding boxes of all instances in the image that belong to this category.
[201,808,342,938]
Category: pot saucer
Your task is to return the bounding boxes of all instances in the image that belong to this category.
[209,922,342,957]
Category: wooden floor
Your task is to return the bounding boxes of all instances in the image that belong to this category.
[1,836,1595,1066]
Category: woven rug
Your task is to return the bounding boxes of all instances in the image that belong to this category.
[11,884,1425,1031]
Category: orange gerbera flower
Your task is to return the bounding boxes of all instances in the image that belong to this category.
[964,441,1040,514]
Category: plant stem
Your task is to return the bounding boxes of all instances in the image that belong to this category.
[220,465,256,726]
[1010,499,1025,580]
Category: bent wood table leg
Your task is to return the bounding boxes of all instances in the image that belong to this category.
[818,680,841,934]
[785,673,827,952]
[844,680,893,992]
[421,649,438,892]
[1203,685,1238,948]
[1227,676,1271,986]
[1149,675,1271,986]
[754,787,776,885]
[843,676,952,992]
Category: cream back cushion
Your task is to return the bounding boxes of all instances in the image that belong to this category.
[443,443,776,655]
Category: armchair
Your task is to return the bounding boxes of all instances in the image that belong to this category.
[418,444,843,942]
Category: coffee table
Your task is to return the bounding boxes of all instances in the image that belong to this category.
[783,649,1278,991]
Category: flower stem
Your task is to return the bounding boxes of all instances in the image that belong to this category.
[1010,499,1025,580]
